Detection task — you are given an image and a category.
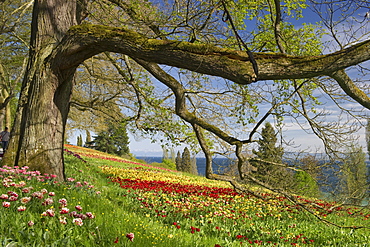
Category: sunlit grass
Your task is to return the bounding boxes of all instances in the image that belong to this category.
[0,144,369,246]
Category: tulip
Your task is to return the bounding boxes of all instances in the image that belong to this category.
[126,232,134,242]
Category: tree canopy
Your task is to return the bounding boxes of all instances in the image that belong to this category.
[0,0,369,193]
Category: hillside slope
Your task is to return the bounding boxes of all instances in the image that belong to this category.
[0,144,368,246]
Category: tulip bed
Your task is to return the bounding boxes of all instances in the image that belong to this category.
[100,166,370,246]
[0,144,369,246]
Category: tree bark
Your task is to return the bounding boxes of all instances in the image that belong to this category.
[54,24,370,110]
[4,0,80,181]
[57,24,370,85]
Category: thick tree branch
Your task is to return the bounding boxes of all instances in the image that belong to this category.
[55,24,370,86]
[329,69,370,109]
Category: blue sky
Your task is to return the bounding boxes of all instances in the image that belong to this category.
[127,3,370,156]
[69,2,370,157]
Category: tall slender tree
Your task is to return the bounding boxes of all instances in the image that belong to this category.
[181,147,192,173]
[175,151,182,171]
[85,130,92,147]
[77,134,83,146]
[252,123,283,173]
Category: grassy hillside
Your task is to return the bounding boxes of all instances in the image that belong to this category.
[0,144,369,246]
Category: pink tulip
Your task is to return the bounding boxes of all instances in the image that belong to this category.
[60,207,69,214]
[73,218,83,226]
[126,233,134,242]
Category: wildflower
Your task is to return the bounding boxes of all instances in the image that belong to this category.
[8,191,18,197]
[17,206,26,212]
[42,198,54,206]
[190,226,200,233]
[59,216,67,225]
[73,218,83,226]
[9,196,18,201]
[21,197,31,204]
[78,214,87,220]
[58,198,68,206]
[44,209,55,217]
[85,212,95,219]
[75,205,82,211]
[69,211,78,217]
[17,181,26,187]
[2,201,10,208]
[22,187,32,193]
[28,221,34,226]
[126,233,134,242]
[32,191,43,199]
[0,194,9,200]
[60,207,69,214]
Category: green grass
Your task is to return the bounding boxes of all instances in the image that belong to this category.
[0,145,369,246]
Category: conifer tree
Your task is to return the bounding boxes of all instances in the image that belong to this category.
[176,151,182,171]
[252,122,285,185]
[77,134,83,146]
[182,147,192,173]
[85,130,92,147]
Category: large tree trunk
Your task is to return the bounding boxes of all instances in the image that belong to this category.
[3,0,79,181]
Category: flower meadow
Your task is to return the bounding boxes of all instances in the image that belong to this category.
[0,145,369,246]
